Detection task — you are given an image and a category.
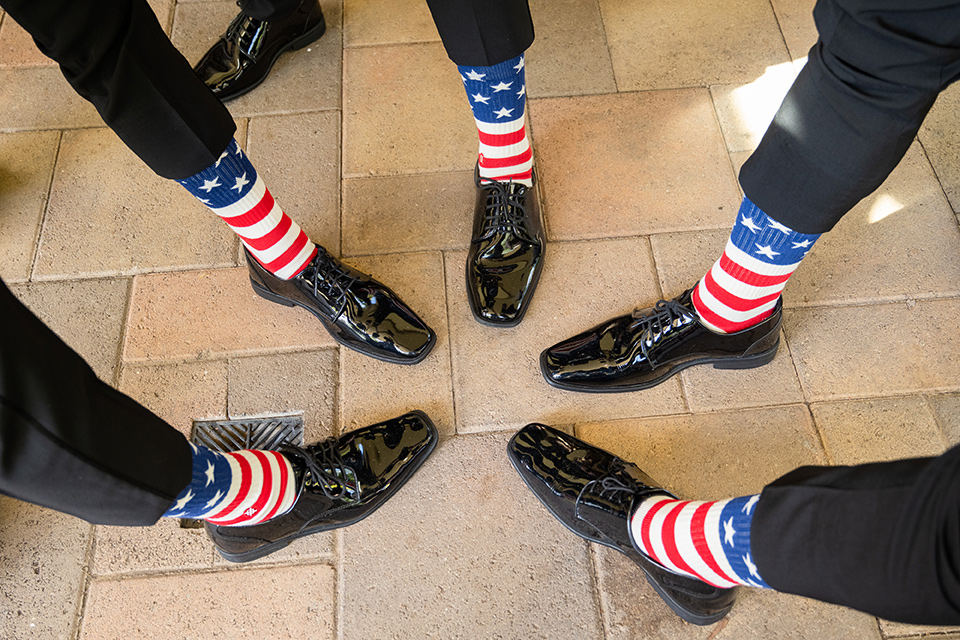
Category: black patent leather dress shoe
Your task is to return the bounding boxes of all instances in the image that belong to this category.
[507,424,738,625]
[541,286,781,392]
[193,0,326,101]
[206,411,438,563]
[247,245,435,364]
[466,169,544,327]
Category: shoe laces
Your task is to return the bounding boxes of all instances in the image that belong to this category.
[225,10,267,59]
[299,249,359,320]
[476,177,536,244]
[280,439,359,502]
[630,298,696,359]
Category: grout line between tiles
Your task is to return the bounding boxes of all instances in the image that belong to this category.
[439,250,460,435]
[71,523,96,640]
[27,129,64,282]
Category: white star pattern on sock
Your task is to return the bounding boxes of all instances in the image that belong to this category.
[199,178,221,192]
[204,489,224,510]
[744,552,761,579]
[172,489,194,512]
[724,517,736,545]
[232,173,250,192]
[755,244,780,259]
[740,214,762,233]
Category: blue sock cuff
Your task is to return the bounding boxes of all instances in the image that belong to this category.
[176,139,259,208]
[458,54,527,124]
[163,444,232,519]
[730,197,821,266]
[718,494,770,588]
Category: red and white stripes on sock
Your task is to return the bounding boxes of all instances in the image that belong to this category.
[164,445,298,526]
[459,54,533,186]
[692,197,821,333]
[630,494,770,589]
[201,450,298,526]
[177,139,317,280]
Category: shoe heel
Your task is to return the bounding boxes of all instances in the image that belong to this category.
[250,279,294,307]
[290,18,326,51]
[713,344,778,370]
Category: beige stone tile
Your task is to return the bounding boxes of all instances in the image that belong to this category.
[598,0,789,91]
[447,239,687,435]
[343,42,476,176]
[170,0,240,65]
[576,405,825,499]
[920,82,960,215]
[342,170,474,255]
[0,498,89,640]
[11,278,129,383]
[711,63,798,154]
[880,620,960,637]
[649,228,730,296]
[771,0,819,61]
[172,0,341,116]
[526,0,617,98]
[246,111,341,254]
[0,14,56,68]
[0,67,100,131]
[124,267,335,363]
[811,397,947,466]
[596,547,881,640]
[681,340,804,413]
[0,130,60,282]
[119,359,228,435]
[149,0,175,33]
[35,128,237,279]
[785,144,960,307]
[92,519,215,576]
[343,0,439,47]
[784,300,960,402]
[228,349,338,442]
[530,91,741,241]
[930,393,960,446]
[340,251,454,436]
[80,564,336,639]
[341,433,604,640]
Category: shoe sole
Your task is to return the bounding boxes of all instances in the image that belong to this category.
[506,447,734,626]
[251,278,437,365]
[214,18,327,103]
[215,410,440,563]
[539,340,779,393]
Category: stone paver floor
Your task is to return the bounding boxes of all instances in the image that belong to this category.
[3,0,960,638]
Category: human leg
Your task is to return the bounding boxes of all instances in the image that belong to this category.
[509,423,960,625]
[541,0,960,390]
[424,0,544,326]
[3,0,435,363]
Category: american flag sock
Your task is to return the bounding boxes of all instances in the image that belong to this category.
[163,444,298,526]
[176,139,318,280]
[692,197,821,333]
[630,494,770,589]
[458,54,533,186]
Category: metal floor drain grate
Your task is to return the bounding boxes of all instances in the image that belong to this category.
[180,416,305,529]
